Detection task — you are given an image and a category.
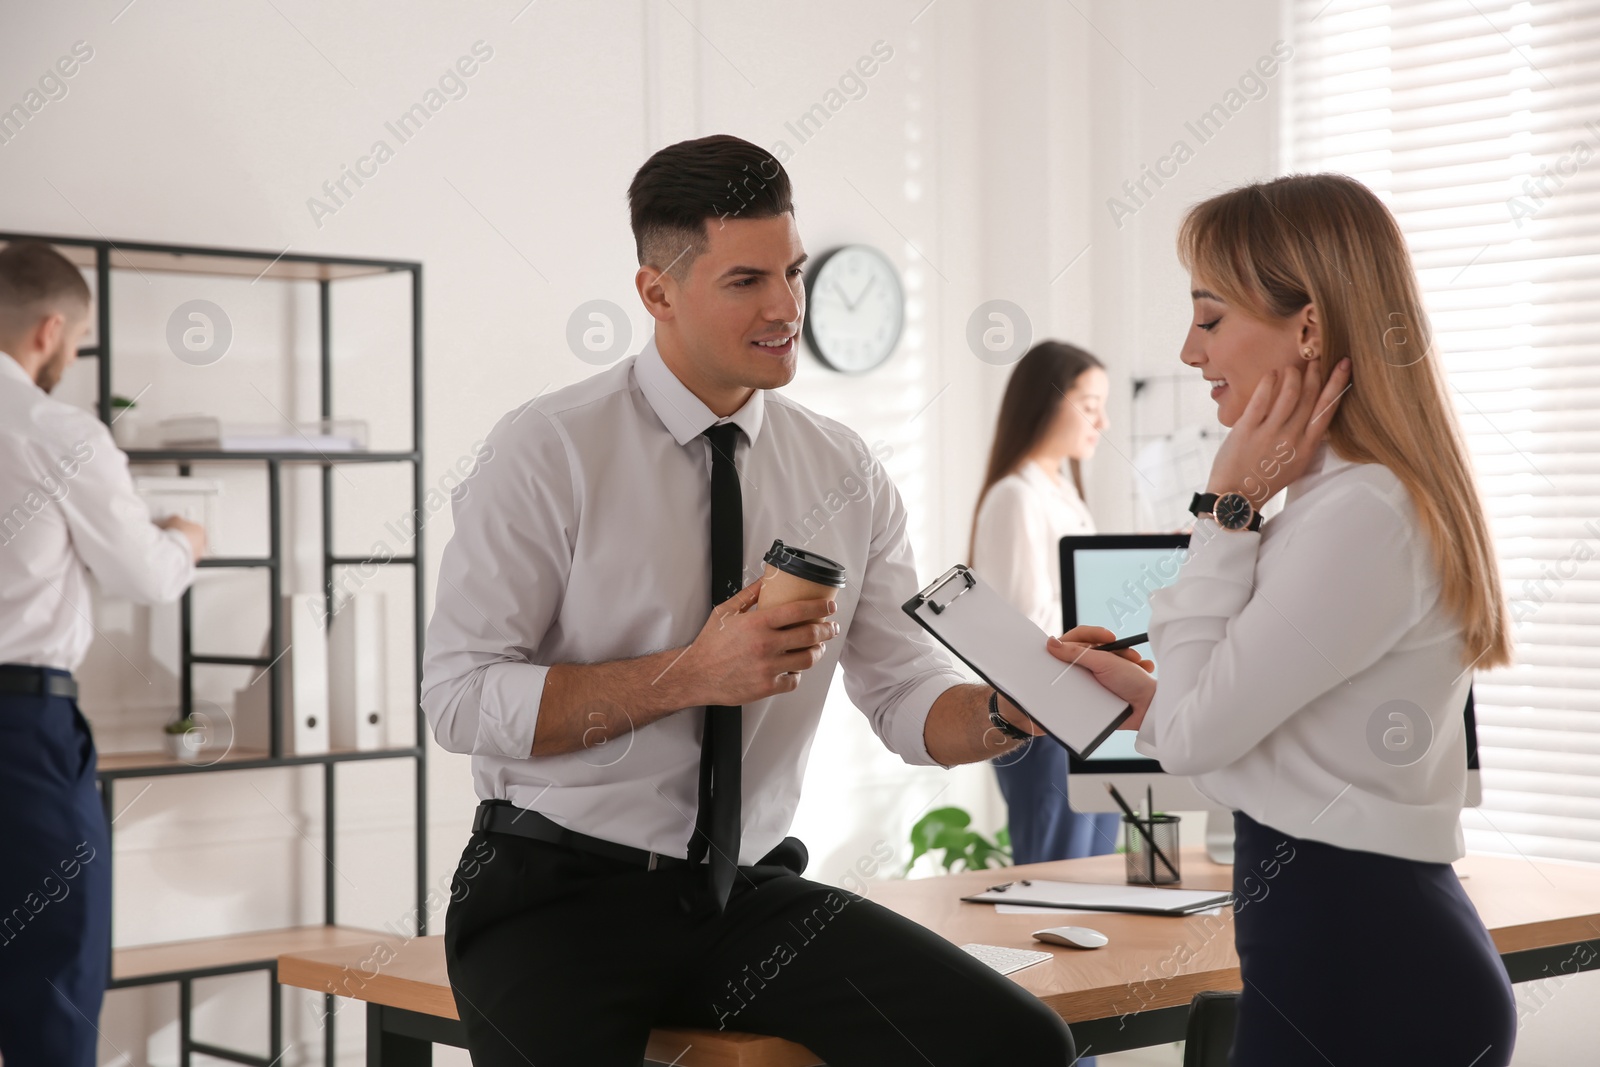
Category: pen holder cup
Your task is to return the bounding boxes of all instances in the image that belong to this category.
[1123,813,1182,885]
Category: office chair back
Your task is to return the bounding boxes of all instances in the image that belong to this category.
[1181,990,1239,1067]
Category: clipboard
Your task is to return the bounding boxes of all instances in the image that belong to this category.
[962,879,1231,916]
[903,565,1131,758]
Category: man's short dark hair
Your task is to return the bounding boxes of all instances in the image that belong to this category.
[628,134,794,279]
[0,241,92,337]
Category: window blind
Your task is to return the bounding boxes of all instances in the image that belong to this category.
[1288,0,1600,862]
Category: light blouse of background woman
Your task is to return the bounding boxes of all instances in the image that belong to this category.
[969,341,1121,866]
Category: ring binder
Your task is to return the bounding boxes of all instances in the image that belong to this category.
[917,565,976,615]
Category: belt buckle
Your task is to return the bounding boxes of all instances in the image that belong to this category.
[647,852,660,871]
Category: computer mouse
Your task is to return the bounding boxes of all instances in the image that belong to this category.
[1032,925,1109,949]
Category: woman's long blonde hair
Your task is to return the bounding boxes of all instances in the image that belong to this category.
[1178,173,1511,669]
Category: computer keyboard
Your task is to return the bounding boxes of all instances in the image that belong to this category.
[960,942,1053,976]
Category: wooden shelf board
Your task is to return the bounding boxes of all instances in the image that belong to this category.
[98,746,272,772]
[115,924,388,983]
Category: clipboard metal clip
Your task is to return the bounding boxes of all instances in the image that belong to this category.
[918,565,976,615]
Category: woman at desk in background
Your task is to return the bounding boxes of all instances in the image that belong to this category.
[970,341,1121,865]
[1048,174,1517,1066]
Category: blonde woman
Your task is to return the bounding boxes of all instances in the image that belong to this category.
[971,341,1120,865]
[1051,174,1516,1065]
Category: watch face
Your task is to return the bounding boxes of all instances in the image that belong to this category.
[802,245,905,374]
[1214,492,1255,530]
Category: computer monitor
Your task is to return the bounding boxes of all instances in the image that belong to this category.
[1058,533,1482,863]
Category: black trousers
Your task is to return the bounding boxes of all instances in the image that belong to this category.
[1230,811,1517,1066]
[0,671,110,1067]
[444,828,1076,1066]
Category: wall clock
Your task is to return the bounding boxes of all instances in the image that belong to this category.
[802,244,905,374]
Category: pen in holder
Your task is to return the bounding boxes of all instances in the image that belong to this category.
[1123,813,1182,885]
[1105,782,1182,885]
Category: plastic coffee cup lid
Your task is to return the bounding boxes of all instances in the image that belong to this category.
[763,539,847,588]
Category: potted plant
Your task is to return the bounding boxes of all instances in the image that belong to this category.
[110,393,142,448]
[904,806,1012,875]
[163,716,206,762]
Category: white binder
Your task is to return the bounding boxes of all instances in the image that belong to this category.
[328,592,387,751]
[233,594,331,755]
[903,565,1131,757]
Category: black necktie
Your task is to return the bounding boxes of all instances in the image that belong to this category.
[689,423,743,910]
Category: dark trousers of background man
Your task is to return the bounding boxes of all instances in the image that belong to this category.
[444,826,1077,1066]
[0,666,112,1067]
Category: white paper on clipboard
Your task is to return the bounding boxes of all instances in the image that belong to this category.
[903,565,1131,757]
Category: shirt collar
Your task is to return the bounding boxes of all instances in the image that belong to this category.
[634,335,766,447]
[1286,441,1356,506]
[0,351,38,391]
[1018,460,1075,498]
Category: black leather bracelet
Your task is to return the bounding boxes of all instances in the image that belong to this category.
[987,690,1032,742]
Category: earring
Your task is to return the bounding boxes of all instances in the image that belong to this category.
[1301,346,1316,360]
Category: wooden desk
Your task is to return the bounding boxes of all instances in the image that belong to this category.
[278,849,1600,1066]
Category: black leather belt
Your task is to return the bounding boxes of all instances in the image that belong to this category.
[0,665,77,699]
[472,799,692,871]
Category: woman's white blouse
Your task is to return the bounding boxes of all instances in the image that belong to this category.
[1135,444,1475,863]
[972,462,1095,633]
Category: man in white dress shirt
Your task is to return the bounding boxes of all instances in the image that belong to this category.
[0,241,204,1067]
[422,136,1079,1065]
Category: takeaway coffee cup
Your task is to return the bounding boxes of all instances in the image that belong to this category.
[759,539,847,612]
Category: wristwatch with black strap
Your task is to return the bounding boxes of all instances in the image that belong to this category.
[987,689,1033,742]
[1189,490,1263,532]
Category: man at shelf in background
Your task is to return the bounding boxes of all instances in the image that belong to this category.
[0,240,205,1067]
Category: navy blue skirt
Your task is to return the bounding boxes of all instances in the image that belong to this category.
[1230,811,1516,1067]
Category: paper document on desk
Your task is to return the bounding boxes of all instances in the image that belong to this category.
[965,880,1231,916]
[995,905,1098,916]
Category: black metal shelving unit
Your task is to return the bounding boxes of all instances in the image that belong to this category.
[0,231,428,1067]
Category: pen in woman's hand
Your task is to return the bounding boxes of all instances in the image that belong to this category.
[1051,628,1155,675]
[1093,632,1148,653]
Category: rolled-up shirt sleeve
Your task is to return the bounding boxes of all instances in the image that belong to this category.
[56,417,194,604]
[1135,484,1427,774]
[837,449,969,767]
[421,406,575,758]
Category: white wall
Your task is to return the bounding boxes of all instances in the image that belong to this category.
[10,2,1585,1065]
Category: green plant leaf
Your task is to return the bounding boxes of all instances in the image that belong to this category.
[904,807,973,873]
[906,806,1012,875]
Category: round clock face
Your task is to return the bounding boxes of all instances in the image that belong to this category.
[802,245,905,374]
